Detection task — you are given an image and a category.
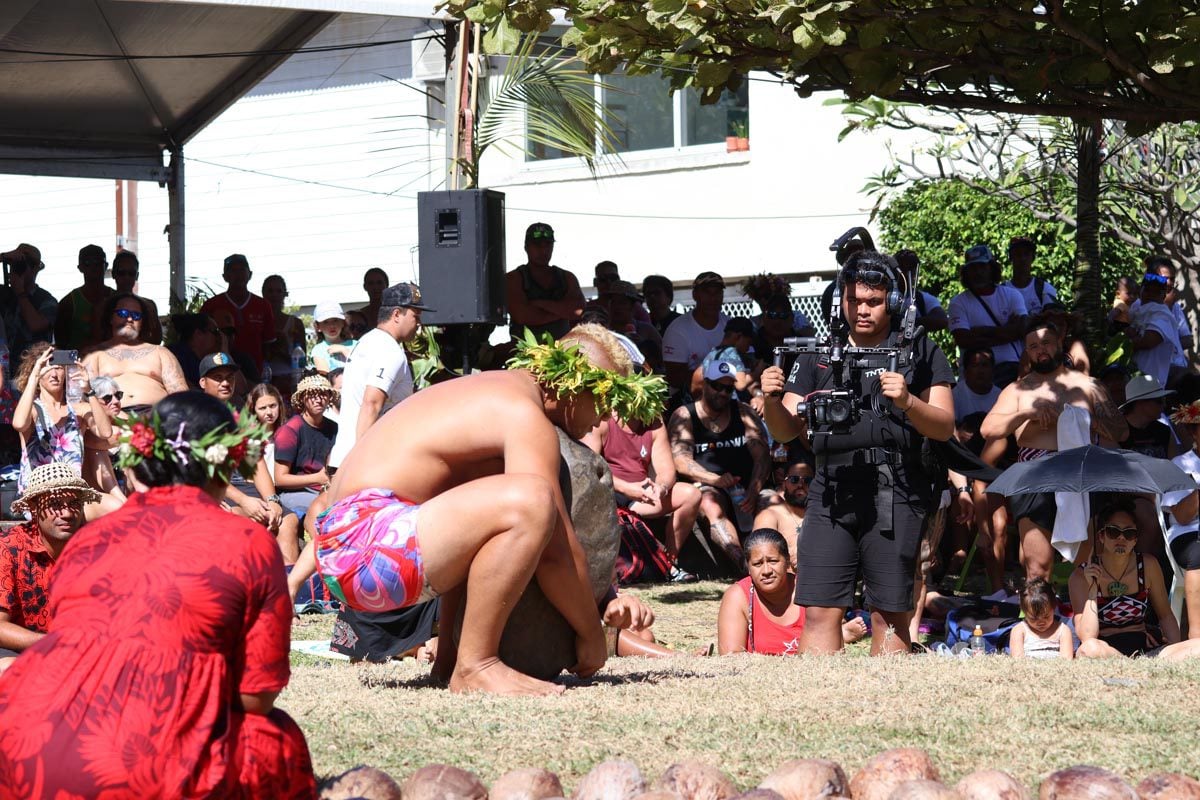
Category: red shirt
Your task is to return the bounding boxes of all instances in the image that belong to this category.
[200,292,276,371]
[740,576,806,655]
[601,412,659,483]
[0,521,57,633]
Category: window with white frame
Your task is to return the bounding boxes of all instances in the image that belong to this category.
[527,72,749,161]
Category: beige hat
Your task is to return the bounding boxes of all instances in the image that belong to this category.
[12,462,100,515]
[291,374,339,409]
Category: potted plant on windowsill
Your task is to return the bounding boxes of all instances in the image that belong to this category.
[732,120,749,151]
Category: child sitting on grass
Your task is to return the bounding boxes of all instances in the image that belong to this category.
[1008,578,1074,659]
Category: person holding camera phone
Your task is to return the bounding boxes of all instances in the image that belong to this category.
[760,250,955,656]
[0,243,58,368]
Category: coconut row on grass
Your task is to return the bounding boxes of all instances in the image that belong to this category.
[318,751,1200,800]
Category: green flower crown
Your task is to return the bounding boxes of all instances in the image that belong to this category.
[507,330,667,425]
[114,409,269,482]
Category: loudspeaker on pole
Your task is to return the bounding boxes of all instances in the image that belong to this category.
[417,189,506,326]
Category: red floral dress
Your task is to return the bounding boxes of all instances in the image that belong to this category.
[0,486,316,799]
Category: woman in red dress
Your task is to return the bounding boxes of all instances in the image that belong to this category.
[0,392,316,799]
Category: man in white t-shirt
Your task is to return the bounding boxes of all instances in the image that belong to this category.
[1126,273,1184,388]
[662,271,729,395]
[952,347,1001,424]
[948,244,1028,387]
[1002,236,1058,317]
[328,282,429,470]
[1129,256,1193,377]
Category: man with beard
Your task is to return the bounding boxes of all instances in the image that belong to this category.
[82,292,187,414]
[752,458,813,569]
[668,360,770,570]
[981,321,1128,581]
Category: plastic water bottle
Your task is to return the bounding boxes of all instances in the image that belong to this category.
[290,344,305,375]
[65,365,84,404]
[260,362,272,383]
[728,481,747,507]
[969,624,987,656]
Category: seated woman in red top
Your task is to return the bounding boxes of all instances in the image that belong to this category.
[717,529,867,655]
[0,392,315,799]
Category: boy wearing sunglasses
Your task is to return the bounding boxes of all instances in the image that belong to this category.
[82,293,187,414]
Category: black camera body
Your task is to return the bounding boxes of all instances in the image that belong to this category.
[798,387,860,434]
[2,256,29,286]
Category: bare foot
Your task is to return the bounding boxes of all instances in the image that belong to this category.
[449,657,565,697]
[842,617,869,644]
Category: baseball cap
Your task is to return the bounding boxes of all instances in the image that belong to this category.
[3,243,42,267]
[694,271,725,289]
[381,282,434,311]
[223,253,249,269]
[312,300,346,322]
[198,352,240,377]
[703,360,738,382]
[525,222,555,244]
[725,317,754,337]
[78,244,106,264]
[964,245,995,266]
[600,280,642,300]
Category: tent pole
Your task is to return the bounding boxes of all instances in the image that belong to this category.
[167,147,186,313]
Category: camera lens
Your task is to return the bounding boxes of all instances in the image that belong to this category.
[828,398,852,424]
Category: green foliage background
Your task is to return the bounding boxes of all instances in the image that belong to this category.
[877,179,1142,361]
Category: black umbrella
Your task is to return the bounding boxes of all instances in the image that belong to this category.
[986,445,1196,496]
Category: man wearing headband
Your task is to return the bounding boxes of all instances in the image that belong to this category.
[0,463,99,663]
[289,323,665,696]
[1124,265,1186,387]
[760,250,955,657]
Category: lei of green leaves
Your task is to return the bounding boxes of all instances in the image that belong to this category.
[113,409,269,483]
[507,330,667,425]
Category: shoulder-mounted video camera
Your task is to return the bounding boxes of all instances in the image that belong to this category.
[772,228,924,437]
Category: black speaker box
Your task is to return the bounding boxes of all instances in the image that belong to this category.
[417,189,506,325]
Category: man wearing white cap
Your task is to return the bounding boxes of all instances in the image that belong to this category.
[0,463,98,663]
[667,359,769,570]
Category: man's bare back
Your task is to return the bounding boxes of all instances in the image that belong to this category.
[84,343,188,409]
[331,370,561,504]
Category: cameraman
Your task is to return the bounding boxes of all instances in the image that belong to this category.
[761,251,954,656]
[0,244,57,367]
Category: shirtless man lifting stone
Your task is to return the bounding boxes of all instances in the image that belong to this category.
[83,292,187,414]
[981,320,1128,581]
[289,324,666,696]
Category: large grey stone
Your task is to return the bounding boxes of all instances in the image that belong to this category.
[455,428,618,679]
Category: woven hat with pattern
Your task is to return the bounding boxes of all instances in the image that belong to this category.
[291,374,339,409]
[12,462,100,515]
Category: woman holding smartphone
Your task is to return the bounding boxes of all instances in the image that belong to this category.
[11,343,116,516]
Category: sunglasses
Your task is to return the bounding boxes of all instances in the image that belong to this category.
[114,308,143,321]
[784,475,813,485]
[765,310,792,320]
[705,380,735,394]
[527,231,554,241]
[1100,525,1138,541]
[1142,273,1169,285]
[99,391,124,404]
[843,269,892,288]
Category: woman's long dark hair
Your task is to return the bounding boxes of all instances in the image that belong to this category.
[132,392,236,489]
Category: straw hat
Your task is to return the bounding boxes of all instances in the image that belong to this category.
[12,462,100,515]
[292,374,339,409]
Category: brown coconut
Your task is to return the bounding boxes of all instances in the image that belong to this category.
[888,779,961,799]
[954,771,1031,800]
[492,768,567,800]
[574,760,647,800]
[1135,772,1200,799]
[760,758,850,800]
[1038,767,1136,800]
[320,765,404,800]
[734,791,787,800]
[403,764,489,800]
[850,749,942,800]
[658,761,737,800]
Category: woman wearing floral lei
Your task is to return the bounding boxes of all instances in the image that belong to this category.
[287,323,667,697]
[0,392,316,796]
[1166,399,1200,637]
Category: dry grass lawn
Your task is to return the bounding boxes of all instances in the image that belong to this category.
[286,581,1200,792]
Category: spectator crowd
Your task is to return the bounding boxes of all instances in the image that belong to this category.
[3,225,1200,793]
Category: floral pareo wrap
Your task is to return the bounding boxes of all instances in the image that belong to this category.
[315,489,437,613]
